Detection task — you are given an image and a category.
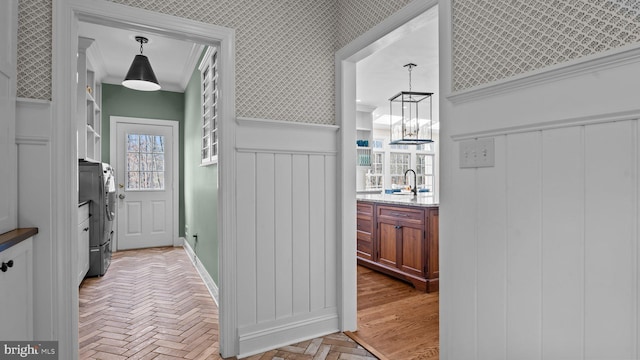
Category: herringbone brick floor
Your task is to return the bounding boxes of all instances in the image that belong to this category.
[79,247,376,360]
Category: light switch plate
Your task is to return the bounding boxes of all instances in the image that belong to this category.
[475,138,495,168]
[459,140,476,168]
[459,138,495,168]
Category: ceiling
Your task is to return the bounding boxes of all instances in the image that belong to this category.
[78,21,204,92]
[356,7,439,128]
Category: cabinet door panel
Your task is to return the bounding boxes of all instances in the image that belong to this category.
[428,209,439,279]
[0,238,32,340]
[378,222,398,268]
[401,226,424,277]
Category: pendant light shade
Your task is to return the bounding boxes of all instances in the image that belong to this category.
[389,63,433,145]
[122,36,161,91]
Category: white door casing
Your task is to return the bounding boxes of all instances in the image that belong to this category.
[111,116,178,251]
[54,0,236,358]
[0,0,18,234]
[335,0,439,332]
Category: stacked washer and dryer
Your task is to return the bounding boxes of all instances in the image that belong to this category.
[79,161,116,277]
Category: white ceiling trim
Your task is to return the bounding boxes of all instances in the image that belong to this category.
[179,43,205,91]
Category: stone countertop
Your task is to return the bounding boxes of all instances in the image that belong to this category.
[356,193,439,207]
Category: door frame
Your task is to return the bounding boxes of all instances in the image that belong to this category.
[110,116,180,250]
[52,1,237,358]
[334,0,439,332]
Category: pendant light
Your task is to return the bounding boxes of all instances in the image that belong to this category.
[122,36,161,91]
[389,63,433,145]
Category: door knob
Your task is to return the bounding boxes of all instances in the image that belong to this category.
[119,193,126,199]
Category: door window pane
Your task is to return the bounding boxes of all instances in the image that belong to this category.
[126,133,165,190]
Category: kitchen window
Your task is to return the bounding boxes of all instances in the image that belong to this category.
[389,152,411,186]
[366,152,384,189]
[198,46,218,165]
[416,153,435,193]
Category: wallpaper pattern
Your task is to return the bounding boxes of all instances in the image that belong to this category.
[336,0,413,49]
[17,1,640,123]
[17,0,337,124]
[17,0,52,101]
[452,0,640,91]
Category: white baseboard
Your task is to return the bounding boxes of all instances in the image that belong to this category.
[237,308,339,359]
[182,238,219,306]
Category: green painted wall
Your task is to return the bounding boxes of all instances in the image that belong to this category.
[183,65,219,283]
[101,84,186,237]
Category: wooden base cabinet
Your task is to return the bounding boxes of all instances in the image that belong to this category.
[356,202,374,261]
[357,201,438,292]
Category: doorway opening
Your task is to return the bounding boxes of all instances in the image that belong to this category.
[336,1,440,359]
[52,1,236,358]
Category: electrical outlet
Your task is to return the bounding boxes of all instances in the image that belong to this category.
[459,138,495,168]
[185,224,189,236]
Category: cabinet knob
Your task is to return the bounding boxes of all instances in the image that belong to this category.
[395,225,403,229]
[0,260,12,272]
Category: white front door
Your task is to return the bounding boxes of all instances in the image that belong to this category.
[113,117,177,250]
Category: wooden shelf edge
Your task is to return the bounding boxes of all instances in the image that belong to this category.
[0,227,38,252]
[344,331,390,360]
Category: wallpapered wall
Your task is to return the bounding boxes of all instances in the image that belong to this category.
[17,0,337,124]
[17,0,640,124]
[452,0,640,91]
[336,0,413,49]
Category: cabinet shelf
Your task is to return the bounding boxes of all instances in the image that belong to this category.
[357,147,372,167]
[77,36,102,162]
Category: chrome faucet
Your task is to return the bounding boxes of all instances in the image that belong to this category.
[404,169,417,196]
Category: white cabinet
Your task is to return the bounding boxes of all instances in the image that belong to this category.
[77,202,90,286]
[0,234,33,340]
[77,37,102,162]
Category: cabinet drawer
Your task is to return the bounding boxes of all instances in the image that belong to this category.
[357,217,373,234]
[357,202,374,217]
[377,205,424,224]
[78,203,90,223]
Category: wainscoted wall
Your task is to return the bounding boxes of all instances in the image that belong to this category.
[440,30,640,358]
[15,98,54,341]
[234,118,339,357]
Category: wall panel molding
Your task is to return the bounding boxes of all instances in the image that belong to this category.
[445,110,640,358]
[238,308,339,358]
[451,108,640,141]
[16,98,54,341]
[234,117,339,357]
[447,43,640,105]
[236,117,338,154]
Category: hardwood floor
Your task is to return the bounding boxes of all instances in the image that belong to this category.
[349,266,439,360]
[79,247,375,360]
